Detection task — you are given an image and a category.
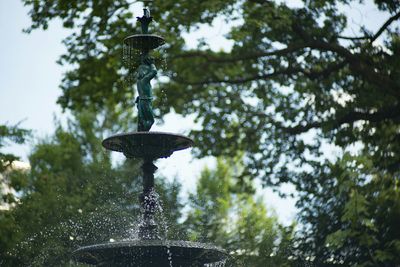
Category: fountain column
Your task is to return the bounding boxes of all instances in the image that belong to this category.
[139,159,159,239]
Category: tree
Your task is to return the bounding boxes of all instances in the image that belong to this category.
[295,153,400,266]
[185,158,294,266]
[0,113,183,266]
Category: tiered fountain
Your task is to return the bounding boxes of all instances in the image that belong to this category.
[72,6,228,267]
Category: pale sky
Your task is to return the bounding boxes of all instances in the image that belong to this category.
[0,0,392,225]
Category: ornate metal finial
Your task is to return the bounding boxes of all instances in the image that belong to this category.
[137,7,153,34]
[124,2,164,51]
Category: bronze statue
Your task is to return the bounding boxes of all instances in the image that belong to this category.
[136,53,156,131]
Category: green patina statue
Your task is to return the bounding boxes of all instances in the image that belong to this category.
[136,53,157,131]
[128,6,163,132]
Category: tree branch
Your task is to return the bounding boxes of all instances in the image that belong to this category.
[283,105,400,135]
[174,60,347,86]
[370,11,400,43]
[170,43,309,64]
[337,35,371,41]
[173,67,303,85]
[337,11,400,42]
[174,38,398,96]
[307,41,400,96]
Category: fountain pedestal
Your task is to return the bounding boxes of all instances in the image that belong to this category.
[102,131,194,240]
[139,159,159,240]
[72,132,228,266]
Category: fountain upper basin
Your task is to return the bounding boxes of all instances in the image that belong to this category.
[124,34,165,50]
[102,132,194,159]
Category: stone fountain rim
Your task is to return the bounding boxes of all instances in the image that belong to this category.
[103,131,193,141]
[72,239,229,266]
[101,131,194,159]
[124,33,165,41]
[123,34,165,50]
[73,239,226,253]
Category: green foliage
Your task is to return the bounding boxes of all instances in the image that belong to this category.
[20,0,400,265]
[297,153,400,266]
[185,158,294,266]
[0,123,30,172]
[20,0,400,182]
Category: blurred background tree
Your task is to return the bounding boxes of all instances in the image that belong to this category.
[0,121,292,266]
[1,0,399,266]
[296,153,400,266]
[185,158,294,267]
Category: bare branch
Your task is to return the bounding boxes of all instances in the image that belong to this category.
[337,11,400,42]
[337,35,371,41]
[371,11,400,43]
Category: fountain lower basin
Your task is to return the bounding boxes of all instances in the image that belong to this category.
[73,240,227,266]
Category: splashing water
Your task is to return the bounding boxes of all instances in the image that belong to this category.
[205,260,227,267]
[140,187,175,266]
[157,196,175,267]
